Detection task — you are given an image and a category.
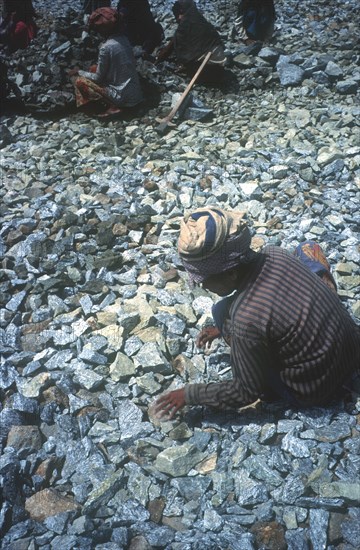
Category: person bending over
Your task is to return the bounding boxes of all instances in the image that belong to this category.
[155,207,360,418]
[117,0,163,56]
[156,0,226,82]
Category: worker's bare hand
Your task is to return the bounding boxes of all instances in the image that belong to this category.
[154,388,186,419]
[155,50,167,64]
[155,42,173,64]
[197,326,221,349]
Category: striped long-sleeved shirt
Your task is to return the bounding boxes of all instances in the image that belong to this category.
[185,246,360,409]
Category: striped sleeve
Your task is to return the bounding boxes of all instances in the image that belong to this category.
[184,327,270,408]
[185,246,360,409]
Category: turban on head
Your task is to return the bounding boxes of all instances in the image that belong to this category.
[88,7,120,34]
[178,207,254,283]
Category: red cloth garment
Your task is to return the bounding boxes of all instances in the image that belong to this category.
[0,16,37,51]
[76,34,143,108]
[74,75,109,107]
[12,20,37,49]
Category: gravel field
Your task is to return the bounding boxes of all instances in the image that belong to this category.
[0,0,359,549]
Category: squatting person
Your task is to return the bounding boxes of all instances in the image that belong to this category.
[155,207,360,418]
[0,0,37,52]
[70,7,143,118]
[156,0,226,83]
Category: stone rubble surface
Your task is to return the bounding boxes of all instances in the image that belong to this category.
[1,0,359,549]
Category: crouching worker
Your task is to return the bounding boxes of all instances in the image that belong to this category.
[71,7,143,118]
[155,207,360,418]
[156,0,226,83]
[117,0,164,57]
[0,0,38,53]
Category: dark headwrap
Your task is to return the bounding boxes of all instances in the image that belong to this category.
[173,2,224,64]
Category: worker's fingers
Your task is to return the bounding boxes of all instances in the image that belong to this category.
[154,396,174,413]
[196,336,206,348]
[153,389,186,418]
[197,329,210,347]
[154,399,177,420]
[154,393,171,406]
[197,328,217,348]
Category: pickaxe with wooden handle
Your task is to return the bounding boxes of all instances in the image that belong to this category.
[155,51,213,134]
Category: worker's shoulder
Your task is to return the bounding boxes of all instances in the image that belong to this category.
[259,245,305,281]
[102,34,128,47]
[262,245,294,263]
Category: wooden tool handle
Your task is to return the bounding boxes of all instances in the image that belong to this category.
[156,50,212,133]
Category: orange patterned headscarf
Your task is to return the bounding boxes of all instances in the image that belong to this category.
[88,7,120,34]
[178,207,255,284]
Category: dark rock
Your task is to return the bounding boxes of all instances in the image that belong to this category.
[0,363,19,390]
[0,125,13,148]
[341,517,360,547]
[250,521,287,550]
[6,426,42,458]
[171,476,212,501]
[285,528,310,550]
[336,80,358,94]
[0,409,26,443]
[9,393,39,416]
[130,521,175,546]
[128,535,152,550]
[258,47,281,66]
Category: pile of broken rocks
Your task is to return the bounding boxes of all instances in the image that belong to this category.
[0,0,359,549]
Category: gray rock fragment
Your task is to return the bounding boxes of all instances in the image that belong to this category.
[285,528,310,550]
[83,470,124,514]
[0,363,19,390]
[317,482,360,503]
[117,400,152,442]
[325,61,343,80]
[281,430,313,458]
[6,290,27,312]
[272,476,305,505]
[242,455,283,486]
[234,470,269,505]
[341,511,360,547]
[171,476,212,501]
[203,508,223,531]
[135,343,172,375]
[131,521,175,546]
[309,509,329,550]
[155,443,204,476]
[73,367,104,391]
[110,352,137,381]
[79,348,107,365]
[276,59,305,86]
